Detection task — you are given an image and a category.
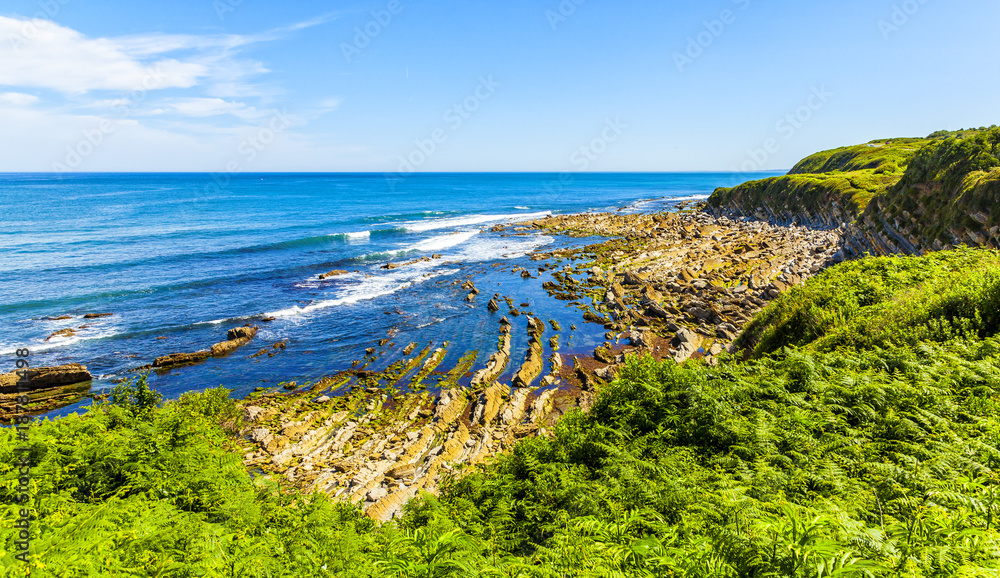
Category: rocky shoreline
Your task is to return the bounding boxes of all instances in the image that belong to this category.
[230,204,845,520]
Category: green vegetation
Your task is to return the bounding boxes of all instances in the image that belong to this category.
[739,247,1000,356]
[5,249,1000,576]
[787,139,927,175]
[708,127,1000,243]
[707,171,899,221]
[870,129,1000,245]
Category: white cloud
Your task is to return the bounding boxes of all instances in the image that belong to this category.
[0,14,336,95]
[164,97,257,119]
[0,91,38,105]
[0,17,207,93]
[0,14,349,171]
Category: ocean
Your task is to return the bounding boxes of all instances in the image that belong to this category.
[0,172,777,417]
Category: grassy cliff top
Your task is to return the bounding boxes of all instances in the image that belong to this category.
[709,126,1000,226]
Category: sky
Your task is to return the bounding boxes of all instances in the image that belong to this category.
[0,0,997,173]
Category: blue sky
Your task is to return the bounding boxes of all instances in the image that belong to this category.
[0,0,996,172]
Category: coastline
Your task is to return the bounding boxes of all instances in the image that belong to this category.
[229,201,846,520]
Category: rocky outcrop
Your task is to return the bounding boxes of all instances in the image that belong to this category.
[46,328,76,341]
[470,318,512,387]
[237,336,593,522]
[0,363,92,393]
[527,210,841,365]
[0,364,93,423]
[512,317,545,388]
[319,270,349,279]
[152,351,211,368]
[152,326,259,369]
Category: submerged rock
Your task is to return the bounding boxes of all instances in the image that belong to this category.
[154,325,259,369]
[319,270,349,279]
[45,328,76,341]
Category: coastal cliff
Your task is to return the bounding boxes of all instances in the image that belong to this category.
[708,127,1000,256]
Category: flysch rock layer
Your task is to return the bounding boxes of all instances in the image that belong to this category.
[238,206,843,520]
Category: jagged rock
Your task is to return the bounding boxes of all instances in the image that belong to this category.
[627,330,654,349]
[227,326,258,341]
[367,487,389,502]
[716,322,739,340]
[387,464,417,479]
[673,341,699,363]
[46,328,76,341]
[487,298,500,312]
[593,346,615,364]
[675,328,700,345]
[512,318,545,388]
[645,303,672,319]
[623,270,650,285]
[640,285,662,305]
[212,326,259,356]
[83,312,113,319]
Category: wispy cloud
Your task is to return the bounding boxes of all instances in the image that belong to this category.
[0,17,206,93]
[158,97,261,121]
[0,14,343,171]
[0,91,38,106]
[0,14,334,95]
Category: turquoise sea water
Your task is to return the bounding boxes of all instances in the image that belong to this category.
[0,172,777,416]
